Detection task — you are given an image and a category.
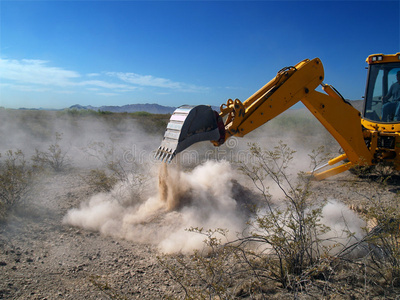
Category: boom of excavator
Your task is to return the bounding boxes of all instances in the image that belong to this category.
[155,53,400,180]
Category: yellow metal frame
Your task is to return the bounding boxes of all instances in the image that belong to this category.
[217,58,374,180]
[362,52,400,133]
[214,53,400,180]
[361,116,400,133]
[366,53,400,64]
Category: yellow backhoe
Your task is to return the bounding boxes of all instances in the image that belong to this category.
[155,53,400,180]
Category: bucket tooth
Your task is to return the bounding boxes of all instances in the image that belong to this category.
[167,152,175,163]
[160,151,168,162]
[155,147,164,160]
[155,149,161,160]
[156,151,161,160]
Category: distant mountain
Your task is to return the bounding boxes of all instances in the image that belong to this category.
[69,104,98,111]
[66,99,365,114]
[69,103,176,114]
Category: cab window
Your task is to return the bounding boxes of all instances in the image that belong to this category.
[364,63,400,122]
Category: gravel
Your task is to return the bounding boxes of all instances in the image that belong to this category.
[0,171,182,300]
[1,166,399,299]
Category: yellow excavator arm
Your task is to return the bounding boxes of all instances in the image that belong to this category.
[213,58,373,179]
[155,55,400,180]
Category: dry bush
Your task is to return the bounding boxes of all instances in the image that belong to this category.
[159,228,246,299]
[32,132,70,172]
[58,109,169,135]
[346,171,400,289]
[82,141,148,204]
[234,143,338,291]
[0,150,35,220]
[159,143,352,298]
[83,169,119,193]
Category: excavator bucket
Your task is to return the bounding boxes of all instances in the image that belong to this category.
[155,105,221,163]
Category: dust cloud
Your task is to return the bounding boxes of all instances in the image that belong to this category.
[64,157,368,255]
[61,108,367,255]
[1,109,366,255]
[320,199,367,255]
[63,160,250,253]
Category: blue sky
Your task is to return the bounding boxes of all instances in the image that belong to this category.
[0,0,399,109]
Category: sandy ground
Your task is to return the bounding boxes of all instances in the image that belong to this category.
[1,165,398,299]
[1,110,400,299]
[0,170,184,299]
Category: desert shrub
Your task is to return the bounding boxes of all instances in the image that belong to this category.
[57,109,170,135]
[235,143,336,289]
[84,141,131,182]
[32,132,70,172]
[159,228,243,299]
[347,173,400,288]
[160,143,349,298]
[0,109,55,141]
[130,111,152,117]
[83,169,119,193]
[0,150,35,220]
[60,108,100,117]
[82,141,148,204]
